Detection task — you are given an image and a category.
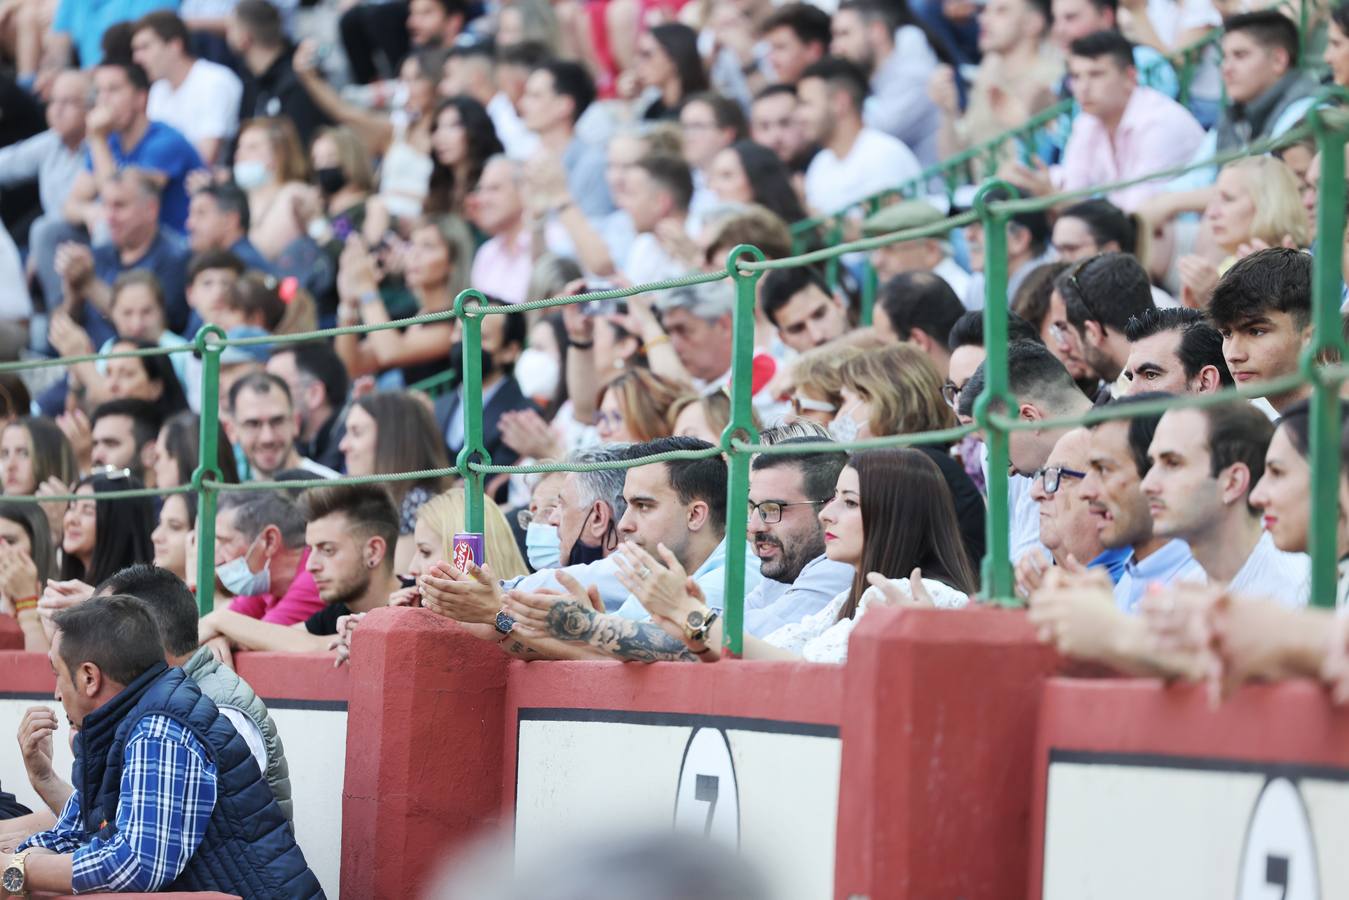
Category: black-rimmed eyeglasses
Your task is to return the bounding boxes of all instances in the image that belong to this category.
[1033,465,1086,495]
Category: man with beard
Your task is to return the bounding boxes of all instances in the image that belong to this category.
[1054,253,1157,399]
[227,373,339,481]
[743,436,854,635]
[197,484,401,651]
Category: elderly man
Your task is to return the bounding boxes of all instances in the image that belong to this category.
[862,200,971,300]
[468,157,532,305]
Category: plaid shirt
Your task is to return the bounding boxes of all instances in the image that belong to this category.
[20,715,218,893]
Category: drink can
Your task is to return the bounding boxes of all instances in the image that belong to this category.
[452,533,485,573]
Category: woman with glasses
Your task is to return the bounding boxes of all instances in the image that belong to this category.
[595,368,686,444]
[830,343,986,564]
[339,391,452,572]
[618,448,977,664]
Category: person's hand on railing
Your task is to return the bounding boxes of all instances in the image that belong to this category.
[1026,566,1129,662]
[611,543,694,623]
[503,570,606,639]
[1177,254,1220,309]
[499,409,564,461]
[329,611,366,667]
[1203,591,1323,703]
[927,65,960,118]
[419,559,505,626]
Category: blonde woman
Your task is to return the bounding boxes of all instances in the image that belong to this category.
[1180,156,1311,307]
[785,332,887,427]
[233,118,313,260]
[332,488,527,664]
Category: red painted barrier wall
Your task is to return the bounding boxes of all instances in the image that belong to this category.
[0,617,21,651]
[1026,677,1349,897]
[834,605,1060,900]
[341,607,510,900]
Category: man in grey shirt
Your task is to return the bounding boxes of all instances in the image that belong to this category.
[744,434,855,637]
[0,69,90,306]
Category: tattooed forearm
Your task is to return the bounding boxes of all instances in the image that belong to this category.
[544,601,696,662]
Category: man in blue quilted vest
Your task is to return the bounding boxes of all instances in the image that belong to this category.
[1,596,323,899]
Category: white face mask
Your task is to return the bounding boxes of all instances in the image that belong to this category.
[829,398,866,443]
[232,160,272,191]
[215,536,271,596]
[515,348,561,402]
[525,522,561,571]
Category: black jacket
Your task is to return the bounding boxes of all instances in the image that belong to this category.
[434,376,539,486]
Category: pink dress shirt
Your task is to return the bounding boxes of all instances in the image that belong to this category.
[227,548,326,625]
[1052,86,1206,212]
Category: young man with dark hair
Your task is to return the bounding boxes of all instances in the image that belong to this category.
[760,3,832,86]
[199,483,402,651]
[227,372,341,481]
[1208,247,1313,414]
[503,437,765,661]
[796,56,921,215]
[406,0,466,50]
[872,271,966,378]
[1077,393,1204,613]
[132,10,242,165]
[266,342,350,473]
[1005,30,1203,211]
[62,59,202,237]
[228,0,330,146]
[830,0,942,166]
[744,434,854,635]
[1056,252,1157,387]
[1141,402,1308,601]
[6,595,320,897]
[90,398,162,483]
[617,154,696,284]
[947,309,1043,415]
[185,182,270,273]
[758,267,850,353]
[519,59,611,220]
[749,84,809,165]
[1142,10,1318,226]
[1121,306,1232,396]
[1048,0,1179,96]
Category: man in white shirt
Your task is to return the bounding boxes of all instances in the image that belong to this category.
[1141,401,1308,604]
[131,10,243,165]
[619,155,694,286]
[796,56,921,216]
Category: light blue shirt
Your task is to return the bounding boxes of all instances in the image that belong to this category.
[1167,96,1316,193]
[744,554,855,639]
[1113,539,1206,614]
[614,538,763,621]
[503,556,633,613]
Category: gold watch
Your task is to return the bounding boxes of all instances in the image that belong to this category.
[682,608,719,644]
[2,848,33,896]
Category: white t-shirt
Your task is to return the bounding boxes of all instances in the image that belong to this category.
[1226,531,1311,608]
[219,706,268,777]
[803,128,921,218]
[147,59,243,148]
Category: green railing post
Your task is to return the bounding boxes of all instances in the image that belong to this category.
[192,325,226,617]
[824,221,844,291]
[859,197,881,326]
[973,182,1017,603]
[721,244,765,657]
[1307,109,1348,608]
[453,290,487,534]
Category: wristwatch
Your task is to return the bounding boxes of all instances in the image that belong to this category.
[494,611,516,635]
[682,608,719,644]
[2,848,33,895]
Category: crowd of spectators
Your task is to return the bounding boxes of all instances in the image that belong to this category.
[0,0,1348,891]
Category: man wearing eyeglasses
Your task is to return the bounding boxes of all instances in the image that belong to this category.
[742,436,854,636]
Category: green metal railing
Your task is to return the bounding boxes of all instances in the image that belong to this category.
[2,96,1344,658]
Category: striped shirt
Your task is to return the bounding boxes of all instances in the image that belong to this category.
[20,714,218,893]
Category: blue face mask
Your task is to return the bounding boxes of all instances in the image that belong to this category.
[525,522,561,571]
[216,537,271,596]
[232,160,272,191]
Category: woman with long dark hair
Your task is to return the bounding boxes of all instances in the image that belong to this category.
[706,140,808,226]
[624,23,708,120]
[0,500,59,651]
[339,391,452,570]
[58,471,155,587]
[426,96,504,218]
[105,337,189,420]
[153,410,240,490]
[0,417,79,545]
[607,447,977,663]
[152,490,198,582]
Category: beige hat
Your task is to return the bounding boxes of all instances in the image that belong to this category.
[861,200,946,240]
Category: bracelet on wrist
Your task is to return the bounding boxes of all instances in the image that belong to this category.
[641,334,671,353]
[12,595,38,613]
[569,337,594,349]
